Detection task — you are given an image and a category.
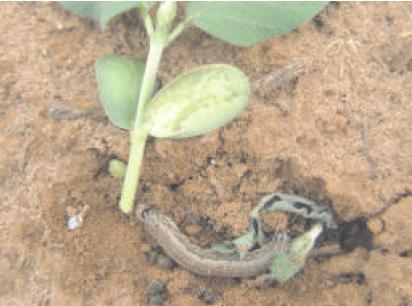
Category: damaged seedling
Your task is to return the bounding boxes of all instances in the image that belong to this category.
[61,1,327,214]
[60,1,330,283]
[94,2,252,214]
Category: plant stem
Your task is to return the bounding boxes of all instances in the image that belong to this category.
[119,42,164,214]
[118,128,148,214]
[166,17,194,45]
[134,42,164,126]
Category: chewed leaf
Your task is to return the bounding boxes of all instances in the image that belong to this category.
[96,54,145,130]
[212,224,257,257]
[187,2,327,47]
[145,64,251,139]
[212,242,237,254]
[233,228,257,259]
[59,1,139,29]
[268,223,323,283]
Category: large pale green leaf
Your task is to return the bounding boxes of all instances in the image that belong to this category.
[145,64,251,139]
[187,2,327,47]
[96,54,145,130]
[59,1,139,29]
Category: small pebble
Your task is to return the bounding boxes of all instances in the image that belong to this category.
[184,284,204,298]
[68,213,83,230]
[156,254,175,269]
[184,285,223,305]
[336,114,348,130]
[201,288,223,304]
[184,223,202,235]
[148,280,168,305]
[66,205,89,230]
[367,218,384,234]
[148,280,166,295]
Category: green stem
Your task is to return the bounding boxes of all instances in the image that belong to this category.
[134,42,164,125]
[118,42,165,214]
[119,128,148,214]
[166,17,194,45]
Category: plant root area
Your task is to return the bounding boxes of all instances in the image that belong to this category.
[1,3,411,306]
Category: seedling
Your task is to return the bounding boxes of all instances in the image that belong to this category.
[60,1,326,214]
[60,1,331,283]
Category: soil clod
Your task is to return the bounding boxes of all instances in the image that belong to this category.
[184,284,223,305]
[148,280,168,305]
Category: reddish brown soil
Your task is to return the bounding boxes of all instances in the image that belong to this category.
[1,2,411,306]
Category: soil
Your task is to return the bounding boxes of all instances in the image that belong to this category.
[1,2,411,306]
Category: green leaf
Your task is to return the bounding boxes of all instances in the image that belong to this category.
[269,223,323,283]
[212,242,237,254]
[59,1,139,29]
[187,2,327,47]
[96,54,145,130]
[144,64,251,139]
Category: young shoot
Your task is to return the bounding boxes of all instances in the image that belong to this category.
[60,1,326,214]
[60,0,330,283]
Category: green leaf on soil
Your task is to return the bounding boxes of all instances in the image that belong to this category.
[96,54,145,130]
[187,2,327,46]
